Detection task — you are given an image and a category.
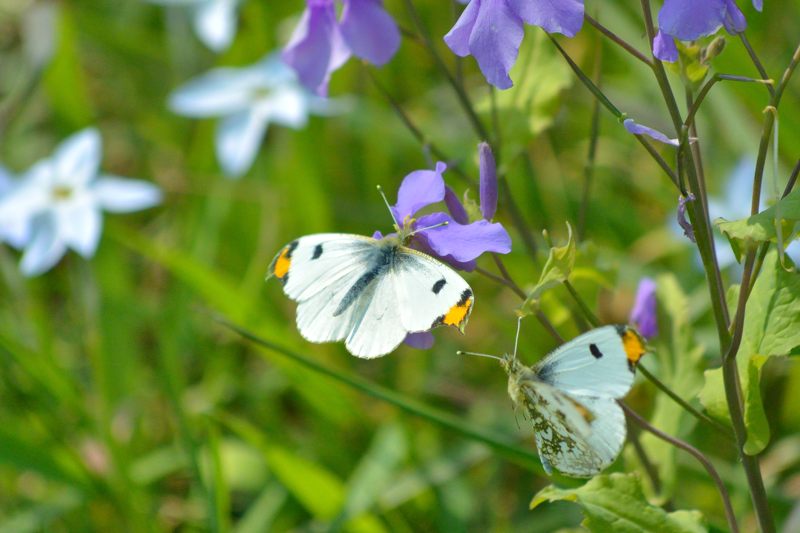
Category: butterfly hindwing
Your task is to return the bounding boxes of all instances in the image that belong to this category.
[533,325,644,399]
[521,381,624,477]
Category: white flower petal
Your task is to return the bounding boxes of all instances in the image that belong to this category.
[169,68,260,118]
[0,164,12,193]
[215,109,268,178]
[193,0,237,52]
[20,215,67,276]
[0,175,49,244]
[259,87,308,129]
[93,177,162,213]
[56,202,102,258]
[53,128,102,188]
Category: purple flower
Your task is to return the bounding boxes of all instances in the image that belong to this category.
[624,119,681,147]
[677,193,697,242]
[445,0,584,89]
[653,0,759,62]
[389,161,512,272]
[283,0,400,95]
[478,142,498,220]
[630,278,658,339]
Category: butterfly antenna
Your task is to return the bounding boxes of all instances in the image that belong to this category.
[513,316,523,358]
[457,350,503,362]
[409,220,449,237]
[376,185,400,227]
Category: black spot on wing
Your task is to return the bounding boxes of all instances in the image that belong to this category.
[312,244,323,260]
[432,278,447,294]
[589,343,603,359]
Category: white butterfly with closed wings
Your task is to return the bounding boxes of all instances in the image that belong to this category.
[461,319,647,477]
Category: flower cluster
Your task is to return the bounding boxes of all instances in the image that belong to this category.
[0,129,162,276]
[445,0,585,89]
[388,149,511,272]
[169,54,339,178]
[654,0,763,62]
[283,0,401,95]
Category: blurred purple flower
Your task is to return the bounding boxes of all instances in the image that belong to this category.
[630,278,658,339]
[479,142,498,220]
[444,0,584,89]
[283,0,400,96]
[404,331,435,350]
[653,0,759,62]
[677,193,697,242]
[389,161,512,272]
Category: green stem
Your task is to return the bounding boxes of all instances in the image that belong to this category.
[638,364,734,440]
[364,66,473,184]
[222,320,544,472]
[739,33,777,98]
[639,3,775,530]
[584,14,653,67]
[563,280,600,328]
[578,43,603,241]
[620,402,739,533]
[401,0,490,141]
[547,35,681,189]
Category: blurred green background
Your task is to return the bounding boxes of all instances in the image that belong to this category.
[1,0,798,531]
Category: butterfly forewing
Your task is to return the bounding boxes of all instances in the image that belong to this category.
[393,247,474,333]
[533,325,643,399]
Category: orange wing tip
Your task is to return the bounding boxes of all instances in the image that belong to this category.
[432,289,474,332]
[620,327,646,370]
[269,241,298,282]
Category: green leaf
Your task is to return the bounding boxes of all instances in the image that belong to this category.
[530,473,706,533]
[700,250,800,454]
[637,275,705,498]
[715,186,800,261]
[521,222,576,314]
[478,29,573,141]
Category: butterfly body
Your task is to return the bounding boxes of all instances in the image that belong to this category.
[500,325,646,477]
[268,233,474,358]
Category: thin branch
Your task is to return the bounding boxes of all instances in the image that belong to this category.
[739,33,776,98]
[620,402,739,533]
[638,364,734,439]
[584,14,653,67]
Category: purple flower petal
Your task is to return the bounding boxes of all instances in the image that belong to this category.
[630,277,658,339]
[478,142,497,220]
[339,0,400,65]
[467,0,524,90]
[653,29,678,62]
[283,1,350,96]
[677,193,696,242]
[411,233,478,271]
[507,0,584,37]
[658,0,727,41]
[444,0,481,57]
[403,331,435,349]
[752,0,762,11]
[722,0,747,33]
[391,162,447,223]
[372,230,383,239]
[624,118,680,147]
[416,212,511,262]
[444,186,469,225]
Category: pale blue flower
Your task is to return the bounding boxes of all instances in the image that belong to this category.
[147,0,239,52]
[0,166,31,248]
[169,54,339,178]
[0,129,162,276]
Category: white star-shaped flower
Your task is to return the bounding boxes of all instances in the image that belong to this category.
[169,53,341,178]
[0,128,162,276]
